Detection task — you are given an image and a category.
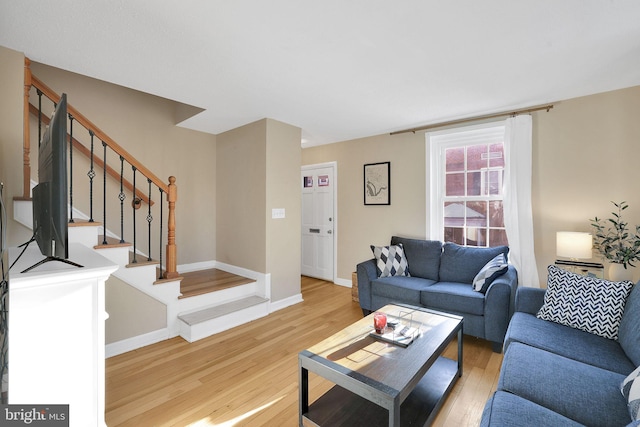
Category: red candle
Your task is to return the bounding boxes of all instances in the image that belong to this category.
[373,312,387,334]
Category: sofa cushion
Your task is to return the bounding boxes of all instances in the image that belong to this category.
[421,282,485,316]
[619,284,640,366]
[439,243,509,283]
[622,365,640,422]
[504,312,636,375]
[390,236,442,280]
[371,276,436,307]
[498,342,630,427]
[537,265,634,340]
[480,391,583,427]
[370,243,410,278]
[473,253,508,293]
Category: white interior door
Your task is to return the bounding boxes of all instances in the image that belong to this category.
[301,164,335,281]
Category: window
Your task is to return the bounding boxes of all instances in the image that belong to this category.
[428,123,508,247]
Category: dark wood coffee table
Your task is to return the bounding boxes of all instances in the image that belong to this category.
[298,304,463,427]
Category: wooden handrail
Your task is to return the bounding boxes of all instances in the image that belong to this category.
[28,103,154,206]
[30,75,169,194]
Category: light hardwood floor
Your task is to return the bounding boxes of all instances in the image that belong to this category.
[105,277,502,426]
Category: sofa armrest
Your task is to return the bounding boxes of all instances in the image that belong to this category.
[483,265,518,345]
[356,259,378,312]
[515,287,546,315]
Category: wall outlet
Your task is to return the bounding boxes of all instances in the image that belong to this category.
[272,208,285,219]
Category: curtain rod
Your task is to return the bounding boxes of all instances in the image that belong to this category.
[390,103,554,135]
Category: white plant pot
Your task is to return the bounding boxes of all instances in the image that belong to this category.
[607,263,634,282]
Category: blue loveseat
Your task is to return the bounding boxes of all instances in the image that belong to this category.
[481,271,640,427]
[356,236,518,352]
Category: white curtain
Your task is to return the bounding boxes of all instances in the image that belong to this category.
[503,115,540,288]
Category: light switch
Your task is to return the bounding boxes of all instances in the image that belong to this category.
[272,208,285,219]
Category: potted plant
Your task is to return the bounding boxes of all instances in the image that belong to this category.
[590,201,640,280]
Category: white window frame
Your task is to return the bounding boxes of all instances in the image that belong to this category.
[427,121,506,244]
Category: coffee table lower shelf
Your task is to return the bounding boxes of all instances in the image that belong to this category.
[302,356,459,427]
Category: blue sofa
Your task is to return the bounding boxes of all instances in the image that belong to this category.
[480,282,640,427]
[356,236,518,352]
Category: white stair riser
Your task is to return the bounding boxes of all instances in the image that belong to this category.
[179,302,269,343]
[69,225,102,248]
[177,282,259,313]
[95,246,130,267]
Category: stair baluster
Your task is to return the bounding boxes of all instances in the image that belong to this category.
[147,179,152,262]
[131,166,137,264]
[159,188,164,279]
[37,89,42,144]
[87,130,95,222]
[119,156,125,244]
[102,141,108,245]
[68,114,75,223]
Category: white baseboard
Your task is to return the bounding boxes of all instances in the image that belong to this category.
[106,328,170,358]
[177,260,216,273]
[334,277,352,288]
[269,293,303,313]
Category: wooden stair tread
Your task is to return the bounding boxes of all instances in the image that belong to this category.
[94,235,132,249]
[178,268,254,299]
[126,251,159,268]
[68,219,103,227]
[178,295,269,326]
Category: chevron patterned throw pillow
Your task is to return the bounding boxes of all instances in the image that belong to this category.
[622,365,640,422]
[370,243,410,278]
[537,265,634,340]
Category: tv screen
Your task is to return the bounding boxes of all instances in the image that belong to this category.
[33,93,69,261]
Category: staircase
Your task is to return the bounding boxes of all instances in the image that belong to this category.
[13,203,271,353]
[18,62,271,356]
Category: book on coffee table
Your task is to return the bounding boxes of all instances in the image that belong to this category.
[369,322,421,347]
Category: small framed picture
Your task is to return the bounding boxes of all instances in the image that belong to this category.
[303,176,313,188]
[364,162,390,205]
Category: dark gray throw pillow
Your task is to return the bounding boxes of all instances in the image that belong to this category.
[439,242,509,283]
[390,236,442,280]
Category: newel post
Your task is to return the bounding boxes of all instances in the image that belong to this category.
[164,176,179,279]
[22,57,32,199]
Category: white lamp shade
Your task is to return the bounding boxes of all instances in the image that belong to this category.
[556,232,593,259]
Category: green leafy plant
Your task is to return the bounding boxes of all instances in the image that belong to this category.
[590,201,640,269]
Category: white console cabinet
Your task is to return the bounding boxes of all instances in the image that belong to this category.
[8,243,117,427]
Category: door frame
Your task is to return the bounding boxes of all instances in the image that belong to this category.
[301,161,338,284]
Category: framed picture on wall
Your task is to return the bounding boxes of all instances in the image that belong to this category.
[364,162,390,205]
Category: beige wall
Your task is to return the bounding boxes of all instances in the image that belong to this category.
[533,86,640,282]
[303,85,640,286]
[216,120,268,271]
[265,119,302,301]
[216,119,302,302]
[302,132,427,282]
[105,275,166,343]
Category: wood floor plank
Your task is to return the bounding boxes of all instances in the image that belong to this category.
[105,276,501,426]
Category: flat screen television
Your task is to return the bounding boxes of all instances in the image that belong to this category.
[23,93,81,273]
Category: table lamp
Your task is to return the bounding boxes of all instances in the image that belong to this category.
[557,232,593,260]
[556,231,593,273]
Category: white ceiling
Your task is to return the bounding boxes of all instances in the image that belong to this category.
[1,1,640,147]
